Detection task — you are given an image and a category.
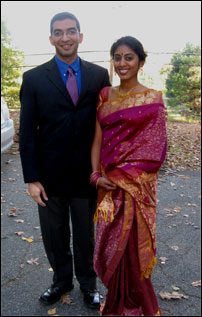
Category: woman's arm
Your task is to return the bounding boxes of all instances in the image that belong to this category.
[91,117,102,172]
[91,117,116,191]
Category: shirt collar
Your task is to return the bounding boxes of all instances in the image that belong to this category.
[54,55,80,74]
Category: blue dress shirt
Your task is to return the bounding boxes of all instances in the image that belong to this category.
[54,55,82,95]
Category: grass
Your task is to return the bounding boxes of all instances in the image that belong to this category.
[167,109,201,123]
[164,97,201,123]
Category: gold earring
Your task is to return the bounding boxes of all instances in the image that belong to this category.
[139,68,143,76]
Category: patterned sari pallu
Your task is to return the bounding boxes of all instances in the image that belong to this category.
[94,87,167,316]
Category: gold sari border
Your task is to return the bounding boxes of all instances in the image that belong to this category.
[140,256,157,280]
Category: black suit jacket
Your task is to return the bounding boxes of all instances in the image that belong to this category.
[19,57,111,198]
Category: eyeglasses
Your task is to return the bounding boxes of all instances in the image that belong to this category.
[53,29,79,38]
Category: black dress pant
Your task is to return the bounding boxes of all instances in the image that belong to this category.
[38,197,97,291]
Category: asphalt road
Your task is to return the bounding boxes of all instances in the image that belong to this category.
[1,153,201,316]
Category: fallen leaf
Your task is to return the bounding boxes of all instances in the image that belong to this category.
[164,208,171,212]
[7,212,17,217]
[15,219,24,223]
[159,257,168,264]
[24,190,30,196]
[15,231,24,236]
[170,182,175,186]
[61,294,74,305]
[34,226,40,230]
[170,245,179,251]
[159,291,189,300]
[48,267,53,272]
[191,280,201,287]
[47,308,56,315]
[177,174,190,179]
[174,206,181,213]
[1,195,6,203]
[171,285,180,291]
[10,207,17,212]
[6,159,15,164]
[8,178,16,182]
[22,237,34,243]
[27,258,39,265]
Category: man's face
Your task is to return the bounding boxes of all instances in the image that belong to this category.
[49,18,83,63]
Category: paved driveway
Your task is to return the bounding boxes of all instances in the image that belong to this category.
[1,153,201,316]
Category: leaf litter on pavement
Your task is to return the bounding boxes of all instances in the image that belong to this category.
[7,113,202,171]
[163,122,201,170]
[2,114,201,312]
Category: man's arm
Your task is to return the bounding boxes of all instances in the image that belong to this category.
[19,72,48,206]
[19,72,39,183]
[102,69,111,88]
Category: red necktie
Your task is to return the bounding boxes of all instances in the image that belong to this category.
[66,67,79,105]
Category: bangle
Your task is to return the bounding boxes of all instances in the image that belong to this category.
[90,171,102,187]
[95,177,101,188]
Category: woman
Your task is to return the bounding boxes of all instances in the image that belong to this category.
[91,36,167,316]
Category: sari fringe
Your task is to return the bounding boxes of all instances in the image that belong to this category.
[140,256,157,280]
[99,303,161,316]
[155,308,162,316]
[94,190,115,224]
[94,206,115,223]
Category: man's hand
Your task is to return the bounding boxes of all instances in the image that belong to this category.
[97,177,117,191]
[28,182,48,207]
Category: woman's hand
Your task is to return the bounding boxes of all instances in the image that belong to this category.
[97,177,117,191]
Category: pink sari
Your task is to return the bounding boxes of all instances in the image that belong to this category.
[93,87,167,316]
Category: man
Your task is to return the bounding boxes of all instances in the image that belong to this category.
[19,12,110,309]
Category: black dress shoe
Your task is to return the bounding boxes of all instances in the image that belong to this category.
[39,283,74,305]
[83,290,101,309]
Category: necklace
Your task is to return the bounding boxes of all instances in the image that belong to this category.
[117,83,140,99]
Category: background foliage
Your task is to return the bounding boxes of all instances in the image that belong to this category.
[1,20,24,108]
[164,43,201,118]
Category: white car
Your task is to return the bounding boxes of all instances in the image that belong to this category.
[1,96,15,153]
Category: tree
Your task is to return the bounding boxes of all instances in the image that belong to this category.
[1,20,24,108]
[164,43,201,116]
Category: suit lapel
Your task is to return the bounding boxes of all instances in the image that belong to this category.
[45,58,93,107]
[77,59,92,105]
[46,58,74,106]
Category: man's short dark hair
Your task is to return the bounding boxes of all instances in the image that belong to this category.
[50,12,80,34]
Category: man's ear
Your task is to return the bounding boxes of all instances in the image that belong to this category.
[49,36,55,46]
[79,33,83,44]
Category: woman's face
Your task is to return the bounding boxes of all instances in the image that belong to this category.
[113,45,143,80]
